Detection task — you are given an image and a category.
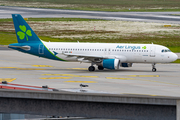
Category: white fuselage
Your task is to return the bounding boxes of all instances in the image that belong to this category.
[43,41,178,63]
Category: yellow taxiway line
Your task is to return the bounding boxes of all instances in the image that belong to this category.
[65,81,97,83]
[0,78,16,82]
[127,75,160,77]
[32,65,53,67]
[40,77,73,79]
[42,74,98,78]
[66,68,88,70]
[16,68,46,70]
[106,77,134,80]
[0,67,17,68]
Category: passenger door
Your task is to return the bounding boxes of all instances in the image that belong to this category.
[39,44,44,54]
[150,46,156,57]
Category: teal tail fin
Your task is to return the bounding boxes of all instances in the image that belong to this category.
[12,14,41,43]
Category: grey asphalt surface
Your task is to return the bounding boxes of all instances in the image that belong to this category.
[0,50,180,97]
[0,6,180,24]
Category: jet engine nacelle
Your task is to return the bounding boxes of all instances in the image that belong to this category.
[102,59,120,69]
[121,63,133,67]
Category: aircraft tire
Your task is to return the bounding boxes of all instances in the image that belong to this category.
[98,66,104,70]
[152,68,156,72]
[88,66,95,71]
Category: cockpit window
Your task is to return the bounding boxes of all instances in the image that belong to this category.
[161,49,171,53]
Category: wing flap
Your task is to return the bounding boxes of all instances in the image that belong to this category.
[63,52,107,59]
[62,52,127,62]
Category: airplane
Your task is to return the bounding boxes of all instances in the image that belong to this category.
[8,14,178,72]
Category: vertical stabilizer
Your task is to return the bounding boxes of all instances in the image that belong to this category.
[12,14,41,43]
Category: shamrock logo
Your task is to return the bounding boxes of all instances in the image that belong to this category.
[142,46,147,49]
[17,25,32,41]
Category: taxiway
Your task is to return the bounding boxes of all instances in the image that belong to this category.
[0,50,180,97]
[0,6,180,24]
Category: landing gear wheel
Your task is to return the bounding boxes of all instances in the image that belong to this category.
[98,66,104,70]
[152,63,156,72]
[88,66,95,71]
[152,68,156,72]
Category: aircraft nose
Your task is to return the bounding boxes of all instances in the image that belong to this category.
[172,53,178,62]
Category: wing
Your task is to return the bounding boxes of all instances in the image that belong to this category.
[62,52,127,62]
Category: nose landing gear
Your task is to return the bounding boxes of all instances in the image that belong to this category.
[152,63,156,72]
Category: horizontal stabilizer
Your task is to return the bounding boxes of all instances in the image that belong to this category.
[8,45,30,50]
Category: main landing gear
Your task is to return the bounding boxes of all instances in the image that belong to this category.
[88,62,104,71]
[88,66,95,71]
[152,63,156,72]
[88,62,95,71]
[88,65,104,71]
[98,66,104,70]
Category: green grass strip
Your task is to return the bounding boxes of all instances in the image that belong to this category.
[172,59,180,63]
[2,0,180,12]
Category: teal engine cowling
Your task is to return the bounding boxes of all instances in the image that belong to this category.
[102,59,120,70]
